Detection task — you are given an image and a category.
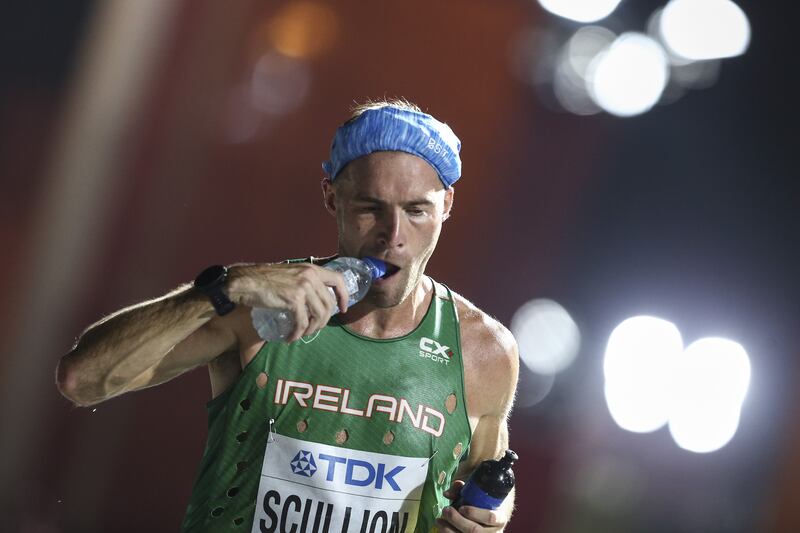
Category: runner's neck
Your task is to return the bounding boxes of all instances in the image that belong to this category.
[337,276,433,340]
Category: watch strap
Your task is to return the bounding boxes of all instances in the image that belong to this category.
[194,265,236,316]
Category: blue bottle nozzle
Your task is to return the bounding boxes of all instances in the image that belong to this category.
[361,257,387,280]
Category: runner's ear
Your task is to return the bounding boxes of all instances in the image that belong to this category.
[443,187,454,221]
[321,177,337,216]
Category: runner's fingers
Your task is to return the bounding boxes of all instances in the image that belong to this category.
[443,480,465,500]
[458,506,504,528]
[304,289,329,337]
[288,294,309,342]
[312,279,337,319]
[287,274,335,341]
[282,265,348,341]
[318,269,349,313]
[441,505,499,532]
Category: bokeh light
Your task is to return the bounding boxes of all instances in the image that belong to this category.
[659,0,750,60]
[250,51,311,116]
[604,316,683,433]
[537,0,623,23]
[670,59,721,90]
[566,26,617,78]
[552,26,615,115]
[668,338,751,453]
[669,399,742,453]
[516,370,556,409]
[605,317,751,453]
[587,32,669,117]
[511,298,581,375]
[261,1,339,60]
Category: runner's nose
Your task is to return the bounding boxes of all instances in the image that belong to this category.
[377,210,404,249]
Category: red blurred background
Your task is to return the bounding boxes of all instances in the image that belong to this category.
[0,1,797,532]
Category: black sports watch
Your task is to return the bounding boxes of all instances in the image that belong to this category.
[194,265,236,316]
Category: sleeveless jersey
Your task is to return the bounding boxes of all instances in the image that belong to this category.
[180,273,471,533]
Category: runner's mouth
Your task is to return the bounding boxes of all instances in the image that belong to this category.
[381,262,401,279]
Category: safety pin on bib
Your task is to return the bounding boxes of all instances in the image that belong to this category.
[422,449,438,467]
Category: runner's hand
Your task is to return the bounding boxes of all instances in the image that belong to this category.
[228,263,349,342]
[435,480,509,532]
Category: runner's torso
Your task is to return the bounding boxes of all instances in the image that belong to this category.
[181,267,471,533]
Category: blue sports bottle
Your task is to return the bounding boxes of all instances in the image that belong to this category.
[453,449,517,510]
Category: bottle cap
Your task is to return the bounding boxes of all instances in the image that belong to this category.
[361,257,387,280]
[499,450,518,470]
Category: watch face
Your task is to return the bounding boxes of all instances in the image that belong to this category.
[195,265,226,289]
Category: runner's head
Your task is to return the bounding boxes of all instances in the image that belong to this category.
[322,99,462,190]
[321,100,462,307]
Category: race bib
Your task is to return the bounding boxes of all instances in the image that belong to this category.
[252,434,429,533]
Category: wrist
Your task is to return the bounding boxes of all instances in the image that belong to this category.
[225,263,257,304]
[194,265,236,316]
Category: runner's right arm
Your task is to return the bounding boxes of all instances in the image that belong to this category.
[55,262,349,407]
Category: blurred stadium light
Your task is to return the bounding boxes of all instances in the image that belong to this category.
[587,33,670,117]
[257,1,339,60]
[250,50,312,116]
[222,1,339,144]
[604,316,683,432]
[552,26,615,115]
[669,337,751,453]
[512,298,581,374]
[659,0,750,61]
[511,298,580,406]
[537,0,623,23]
[605,317,751,453]
[528,0,749,117]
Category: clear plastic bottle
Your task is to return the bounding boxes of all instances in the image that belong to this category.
[250,257,387,341]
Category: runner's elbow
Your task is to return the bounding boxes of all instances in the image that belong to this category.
[55,351,104,407]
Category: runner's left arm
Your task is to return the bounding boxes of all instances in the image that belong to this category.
[437,324,520,532]
[440,415,516,532]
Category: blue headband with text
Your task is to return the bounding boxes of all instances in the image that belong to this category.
[322,106,462,188]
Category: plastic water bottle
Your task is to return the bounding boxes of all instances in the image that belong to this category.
[250,257,387,341]
[453,450,517,510]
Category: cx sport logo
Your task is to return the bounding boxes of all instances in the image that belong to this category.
[289,451,405,491]
[419,337,454,366]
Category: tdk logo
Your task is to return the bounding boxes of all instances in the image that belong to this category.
[309,453,406,492]
[290,450,317,477]
[419,337,454,365]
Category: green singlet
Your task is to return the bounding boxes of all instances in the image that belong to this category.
[181,260,471,533]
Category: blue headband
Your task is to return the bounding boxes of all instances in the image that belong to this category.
[322,106,462,188]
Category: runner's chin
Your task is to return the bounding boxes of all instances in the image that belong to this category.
[369,271,411,308]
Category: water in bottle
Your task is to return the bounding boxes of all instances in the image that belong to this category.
[453,449,517,510]
[250,256,387,341]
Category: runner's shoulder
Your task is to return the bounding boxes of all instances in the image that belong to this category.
[449,289,519,372]
[447,288,519,417]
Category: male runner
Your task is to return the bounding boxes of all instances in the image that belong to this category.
[56,100,519,532]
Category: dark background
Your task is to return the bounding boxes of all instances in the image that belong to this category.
[0,1,797,531]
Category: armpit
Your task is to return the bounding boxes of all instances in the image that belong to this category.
[209,350,242,399]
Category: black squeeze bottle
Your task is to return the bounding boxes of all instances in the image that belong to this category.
[454,449,517,510]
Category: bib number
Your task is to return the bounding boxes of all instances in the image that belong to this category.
[252,434,428,533]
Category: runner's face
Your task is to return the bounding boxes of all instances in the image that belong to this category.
[324,151,454,307]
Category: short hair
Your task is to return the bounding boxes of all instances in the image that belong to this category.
[344,98,423,125]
